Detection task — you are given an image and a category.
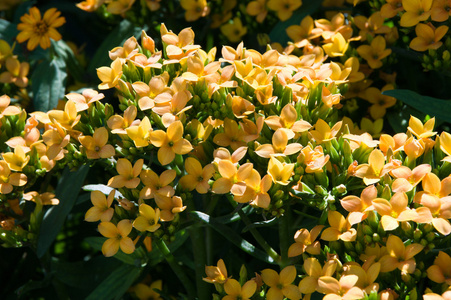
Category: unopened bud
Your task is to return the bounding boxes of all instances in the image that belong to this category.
[443,50,450,61]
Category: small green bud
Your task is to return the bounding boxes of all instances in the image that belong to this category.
[413,229,422,241]
[372,233,381,243]
[363,225,373,236]
[443,50,451,61]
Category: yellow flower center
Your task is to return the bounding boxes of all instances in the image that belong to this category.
[34,21,49,35]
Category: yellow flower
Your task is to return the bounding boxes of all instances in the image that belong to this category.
[440,131,451,162]
[353,11,391,41]
[155,195,186,222]
[98,219,135,257]
[203,259,228,284]
[79,127,115,159]
[150,120,193,165]
[0,161,27,194]
[105,0,136,16]
[261,266,302,300]
[108,105,138,135]
[321,211,357,242]
[48,100,81,130]
[264,103,312,134]
[340,185,377,226]
[407,115,436,140]
[354,149,387,185]
[132,280,163,300]
[286,16,322,48]
[223,279,257,300]
[212,161,253,195]
[322,32,349,57]
[310,119,342,144]
[400,0,433,27]
[16,7,65,51]
[85,190,115,222]
[255,128,302,158]
[357,36,391,69]
[379,234,423,274]
[362,85,397,119]
[180,0,210,22]
[2,146,30,172]
[267,156,295,186]
[267,0,302,21]
[97,58,123,90]
[133,204,161,232]
[126,116,153,147]
[23,191,59,205]
[179,157,215,194]
[213,118,247,150]
[410,23,448,52]
[380,0,404,18]
[220,18,248,43]
[107,158,143,189]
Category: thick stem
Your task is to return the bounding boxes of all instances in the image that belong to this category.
[155,238,196,298]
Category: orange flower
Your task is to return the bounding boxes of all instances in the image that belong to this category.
[264,103,312,134]
[0,56,29,88]
[133,204,161,232]
[390,164,431,193]
[354,149,389,185]
[427,251,451,285]
[178,157,215,194]
[288,225,324,257]
[203,259,228,284]
[267,156,295,186]
[150,120,193,165]
[85,190,115,222]
[298,258,337,294]
[317,275,364,300]
[379,235,423,274]
[410,23,448,52]
[400,0,433,27]
[431,0,451,22]
[234,170,272,207]
[246,0,268,23]
[180,0,210,22]
[16,7,65,51]
[98,219,135,257]
[79,127,115,159]
[372,192,418,231]
[255,128,302,158]
[223,278,257,300]
[357,36,391,69]
[107,158,143,189]
[220,18,248,43]
[267,0,302,21]
[0,161,27,194]
[340,185,377,225]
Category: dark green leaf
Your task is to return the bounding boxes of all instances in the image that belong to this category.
[190,211,277,264]
[383,89,451,123]
[31,56,67,112]
[269,0,323,45]
[53,40,84,82]
[148,229,189,266]
[86,263,141,300]
[87,19,141,72]
[0,19,18,43]
[37,165,89,257]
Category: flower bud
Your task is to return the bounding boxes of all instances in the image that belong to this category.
[372,233,381,243]
[239,264,247,286]
[413,229,422,241]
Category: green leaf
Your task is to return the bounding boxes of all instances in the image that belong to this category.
[241,218,278,233]
[53,40,84,82]
[84,236,144,266]
[190,211,277,264]
[87,19,141,72]
[383,89,451,123]
[86,263,141,300]
[148,229,189,266]
[36,165,89,257]
[0,19,18,43]
[31,56,67,112]
[269,0,322,45]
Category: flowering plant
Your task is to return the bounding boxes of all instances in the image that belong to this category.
[1,1,451,300]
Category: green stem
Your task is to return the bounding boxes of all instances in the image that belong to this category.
[155,238,196,298]
[279,213,289,267]
[238,209,281,264]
